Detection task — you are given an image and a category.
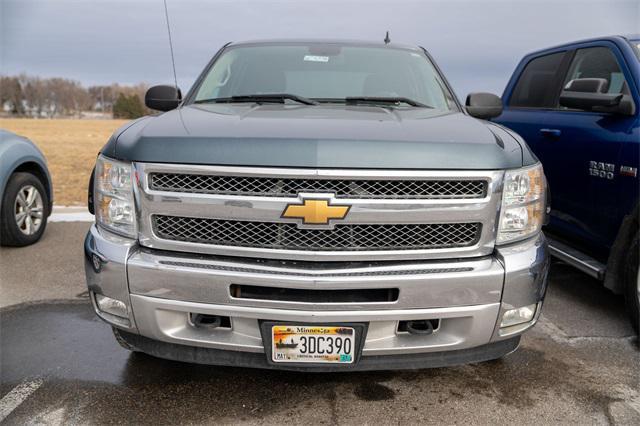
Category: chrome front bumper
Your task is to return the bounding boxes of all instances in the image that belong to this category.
[84,225,549,366]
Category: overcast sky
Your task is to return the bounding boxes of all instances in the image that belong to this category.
[2,0,638,98]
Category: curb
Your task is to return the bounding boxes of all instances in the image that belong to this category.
[50,206,94,222]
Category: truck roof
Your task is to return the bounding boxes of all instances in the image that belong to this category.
[524,34,640,57]
[226,38,423,52]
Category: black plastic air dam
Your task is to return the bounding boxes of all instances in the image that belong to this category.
[116,331,520,372]
[230,284,399,303]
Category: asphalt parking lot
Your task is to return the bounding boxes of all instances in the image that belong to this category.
[1,222,638,425]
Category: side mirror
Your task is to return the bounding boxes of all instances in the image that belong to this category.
[559,78,634,115]
[145,85,182,111]
[465,92,503,120]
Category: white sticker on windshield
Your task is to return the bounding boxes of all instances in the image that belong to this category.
[304,55,329,62]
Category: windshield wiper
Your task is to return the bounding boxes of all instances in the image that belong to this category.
[344,97,432,108]
[195,94,318,106]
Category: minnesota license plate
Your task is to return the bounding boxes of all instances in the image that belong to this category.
[271,325,355,363]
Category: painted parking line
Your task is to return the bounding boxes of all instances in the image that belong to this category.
[0,377,44,422]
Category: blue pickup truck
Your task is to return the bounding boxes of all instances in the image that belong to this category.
[494,35,640,332]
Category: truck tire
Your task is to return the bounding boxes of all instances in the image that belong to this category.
[112,327,140,352]
[623,233,639,335]
[0,172,49,247]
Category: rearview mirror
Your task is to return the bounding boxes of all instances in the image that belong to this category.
[465,92,503,120]
[559,78,634,115]
[145,85,182,111]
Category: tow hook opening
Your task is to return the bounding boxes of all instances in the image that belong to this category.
[398,319,439,335]
[190,313,232,329]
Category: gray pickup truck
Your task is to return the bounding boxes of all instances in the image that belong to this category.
[84,40,549,371]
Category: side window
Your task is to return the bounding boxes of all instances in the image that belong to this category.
[509,52,565,108]
[562,47,629,95]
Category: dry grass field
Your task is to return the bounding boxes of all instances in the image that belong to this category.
[1,118,129,205]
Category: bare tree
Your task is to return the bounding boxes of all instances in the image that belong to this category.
[1,74,152,118]
[1,76,26,115]
[22,75,48,117]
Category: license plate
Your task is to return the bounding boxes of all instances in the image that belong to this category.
[271,325,355,363]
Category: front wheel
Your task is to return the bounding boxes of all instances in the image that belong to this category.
[623,233,639,335]
[0,172,49,247]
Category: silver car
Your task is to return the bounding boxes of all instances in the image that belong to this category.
[0,130,53,246]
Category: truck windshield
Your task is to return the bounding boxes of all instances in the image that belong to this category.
[191,44,458,111]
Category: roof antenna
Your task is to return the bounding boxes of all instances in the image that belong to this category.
[384,31,391,45]
[163,0,179,91]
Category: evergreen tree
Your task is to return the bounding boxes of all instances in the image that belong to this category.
[113,93,145,119]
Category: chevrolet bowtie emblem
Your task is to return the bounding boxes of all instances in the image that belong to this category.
[282,198,350,225]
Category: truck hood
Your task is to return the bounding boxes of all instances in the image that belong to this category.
[103,104,527,170]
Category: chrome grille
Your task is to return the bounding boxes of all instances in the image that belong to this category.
[159,261,474,277]
[153,215,482,252]
[149,173,487,199]
[137,163,502,261]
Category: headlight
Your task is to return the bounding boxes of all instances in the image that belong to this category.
[94,155,136,238]
[497,163,546,244]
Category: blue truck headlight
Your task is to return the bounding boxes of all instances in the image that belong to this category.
[497,163,546,244]
[95,155,136,238]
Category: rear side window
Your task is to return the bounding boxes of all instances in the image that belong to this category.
[509,52,565,108]
[562,47,628,95]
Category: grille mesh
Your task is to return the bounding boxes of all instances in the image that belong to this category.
[149,173,487,199]
[153,215,481,252]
